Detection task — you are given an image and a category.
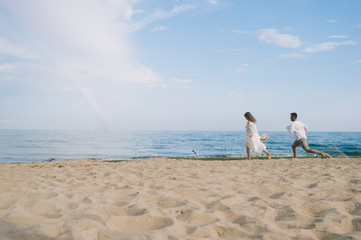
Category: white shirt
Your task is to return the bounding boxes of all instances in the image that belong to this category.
[287,120,308,140]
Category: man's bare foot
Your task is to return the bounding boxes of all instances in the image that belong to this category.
[321,152,326,158]
[267,153,271,160]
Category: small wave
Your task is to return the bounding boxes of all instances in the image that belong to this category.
[342,151,361,157]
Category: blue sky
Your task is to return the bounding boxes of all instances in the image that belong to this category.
[0,0,360,131]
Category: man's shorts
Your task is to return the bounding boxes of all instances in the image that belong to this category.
[293,138,309,150]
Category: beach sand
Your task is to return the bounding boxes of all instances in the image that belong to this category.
[0,158,361,240]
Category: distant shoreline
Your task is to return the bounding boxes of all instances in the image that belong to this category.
[103,155,361,162]
[2,155,361,165]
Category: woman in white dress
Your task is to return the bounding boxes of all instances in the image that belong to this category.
[244,112,271,160]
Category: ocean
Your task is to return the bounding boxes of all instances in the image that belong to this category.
[0,130,360,163]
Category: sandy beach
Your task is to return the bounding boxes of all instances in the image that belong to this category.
[0,158,360,240]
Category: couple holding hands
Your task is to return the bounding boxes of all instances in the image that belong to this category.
[244,112,330,160]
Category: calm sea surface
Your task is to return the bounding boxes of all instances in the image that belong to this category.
[0,130,360,163]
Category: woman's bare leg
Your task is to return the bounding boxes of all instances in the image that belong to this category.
[263,150,271,160]
[246,147,251,160]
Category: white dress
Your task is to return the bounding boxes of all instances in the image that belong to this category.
[244,122,266,153]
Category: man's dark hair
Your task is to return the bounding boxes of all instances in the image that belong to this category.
[290,112,298,119]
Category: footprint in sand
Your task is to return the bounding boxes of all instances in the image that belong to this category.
[82,197,92,204]
[42,213,62,219]
[205,201,231,211]
[270,192,285,199]
[109,201,128,208]
[81,213,103,223]
[177,210,219,226]
[123,204,147,216]
[92,204,146,217]
[214,225,247,239]
[26,200,57,216]
[157,197,188,209]
[308,182,318,188]
[351,205,361,216]
[106,215,173,230]
[315,208,340,218]
[67,202,79,210]
[248,196,261,202]
[189,225,247,239]
[322,233,355,240]
[350,179,361,184]
[275,207,297,221]
[304,202,336,217]
[233,215,257,226]
[274,206,314,229]
[27,192,58,200]
[352,218,361,231]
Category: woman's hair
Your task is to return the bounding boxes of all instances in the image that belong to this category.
[244,112,256,123]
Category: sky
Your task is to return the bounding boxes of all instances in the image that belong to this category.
[0,0,360,131]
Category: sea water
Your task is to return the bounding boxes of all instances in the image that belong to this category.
[0,130,360,163]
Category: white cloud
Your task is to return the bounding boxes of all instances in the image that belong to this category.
[151,25,170,32]
[235,64,249,72]
[258,29,301,48]
[171,78,192,83]
[0,64,14,72]
[122,7,144,21]
[283,27,294,31]
[0,120,18,123]
[328,35,348,39]
[326,19,337,23]
[1,0,166,88]
[233,28,301,48]
[254,93,275,97]
[143,77,193,89]
[0,37,38,59]
[232,30,250,35]
[208,0,219,4]
[156,4,196,20]
[352,59,361,64]
[303,40,357,53]
[130,4,196,31]
[146,83,168,89]
[280,53,306,59]
[218,48,247,55]
[316,93,336,97]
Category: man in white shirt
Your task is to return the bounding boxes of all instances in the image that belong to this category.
[287,112,327,158]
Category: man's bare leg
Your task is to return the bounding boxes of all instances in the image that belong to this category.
[305,148,326,158]
[292,144,297,158]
